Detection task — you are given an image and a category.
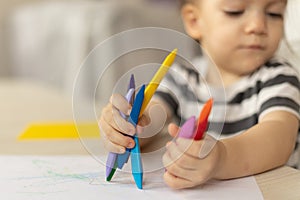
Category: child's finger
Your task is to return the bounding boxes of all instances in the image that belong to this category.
[111,106,136,135]
[166,141,197,170]
[163,171,194,189]
[102,136,126,154]
[162,146,177,168]
[168,123,180,138]
[137,114,151,127]
[136,114,151,134]
[164,163,191,184]
[110,94,131,115]
[176,138,203,158]
[102,104,135,136]
[176,135,217,159]
[99,117,135,149]
[163,151,193,180]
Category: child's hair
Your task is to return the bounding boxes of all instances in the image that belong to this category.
[179,0,195,8]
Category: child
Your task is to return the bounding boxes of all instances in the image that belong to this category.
[100,0,300,189]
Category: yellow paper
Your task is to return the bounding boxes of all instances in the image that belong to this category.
[18,122,100,140]
[139,48,177,115]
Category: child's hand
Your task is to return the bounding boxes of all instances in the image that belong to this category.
[99,94,149,153]
[99,94,135,153]
[162,123,224,189]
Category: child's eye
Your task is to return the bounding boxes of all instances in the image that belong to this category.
[224,11,244,17]
[267,12,283,19]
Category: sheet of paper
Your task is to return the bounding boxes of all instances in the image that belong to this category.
[0,156,263,200]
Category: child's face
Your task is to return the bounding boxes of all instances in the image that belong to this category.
[182,0,286,76]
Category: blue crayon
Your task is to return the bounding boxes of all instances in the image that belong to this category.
[128,85,145,189]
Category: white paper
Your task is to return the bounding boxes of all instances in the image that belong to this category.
[0,156,263,200]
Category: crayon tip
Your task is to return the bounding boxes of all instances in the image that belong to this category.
[162,48,177,67]
[106,168,116,182]
[178,116,196,139]
[106,160,117,181]
[129,74,135,90]
[199,98,213,122]
[133,173,143,189]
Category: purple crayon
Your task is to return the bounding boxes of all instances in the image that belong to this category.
[106,75,135,181]
[116,75,136,169]
[178,116,196,139]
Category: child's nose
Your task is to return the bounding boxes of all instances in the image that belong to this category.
[244,13,267,35]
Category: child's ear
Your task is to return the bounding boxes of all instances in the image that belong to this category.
[181,4,203,40]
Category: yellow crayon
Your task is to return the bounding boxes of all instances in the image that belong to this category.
[139,48,177,116]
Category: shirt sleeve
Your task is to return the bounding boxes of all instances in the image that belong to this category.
[257,60,300,121]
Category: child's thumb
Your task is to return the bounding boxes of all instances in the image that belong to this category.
[138,114,150,127]
[168,123,180,138]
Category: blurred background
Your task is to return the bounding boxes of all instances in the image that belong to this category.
[0,0,188,101]
[0,0,299,101]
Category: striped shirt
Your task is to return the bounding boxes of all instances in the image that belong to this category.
[156,56,300,168]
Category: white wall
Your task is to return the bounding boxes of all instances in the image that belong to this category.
[2,0,187,104]
[0,0,41,76]
[278,0,300,71]
[285,0,300,42]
